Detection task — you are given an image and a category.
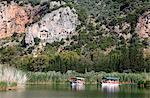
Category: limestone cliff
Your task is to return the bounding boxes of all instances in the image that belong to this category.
[0,0,149,50]
[0,1,29,39]
[136,12,150,39]
[25,6,80,46]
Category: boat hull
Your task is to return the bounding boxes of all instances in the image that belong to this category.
[71,82,84,86]
[101,83,120,86]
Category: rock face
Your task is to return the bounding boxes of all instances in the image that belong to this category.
[0,0,80,45]
[136,12,150,38]
[25,6,80,46]
[136,11,150,57]
[136,11,150,44]
[0,1,29,39]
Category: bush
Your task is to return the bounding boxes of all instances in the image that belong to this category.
[27,46,35,54]
[34,37,41,45]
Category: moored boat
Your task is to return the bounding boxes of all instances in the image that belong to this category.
[101,77,120,86]
[69,77,85,86]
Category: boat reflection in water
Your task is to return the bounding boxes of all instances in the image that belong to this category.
[102,85,119,93]
[71,85,85,91]
[101,77,120,93]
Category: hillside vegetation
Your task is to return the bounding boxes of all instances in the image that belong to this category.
[0,0,149,73]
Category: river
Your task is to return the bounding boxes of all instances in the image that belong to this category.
[0,84,149,98]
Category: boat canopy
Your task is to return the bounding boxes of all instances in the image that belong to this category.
[102,77,119,80]
[69,77,85,80]
[76,77,85,80]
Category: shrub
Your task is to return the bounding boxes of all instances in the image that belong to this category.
[34,37,41,45]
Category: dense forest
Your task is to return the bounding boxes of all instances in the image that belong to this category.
[0,0,150,73]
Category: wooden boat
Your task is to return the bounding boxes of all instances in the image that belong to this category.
[69,77,85,86]
[101,77,120,86]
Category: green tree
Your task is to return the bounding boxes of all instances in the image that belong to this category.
[129,34,144,72]
[34,37,41,45]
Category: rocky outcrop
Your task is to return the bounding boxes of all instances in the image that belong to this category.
[0,1,80,46]
[136,12,150,39]
[136,11,150,46]
[0,1,29,39]
[25,6,80,46]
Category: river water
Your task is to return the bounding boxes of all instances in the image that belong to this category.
[0,84,150,98]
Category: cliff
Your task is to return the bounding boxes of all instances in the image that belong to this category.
[136,12,150,56]
[25,6,80,46]
[0,1,29,39]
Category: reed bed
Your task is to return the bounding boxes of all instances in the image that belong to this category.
[27,70,150,84]
[0,65,27,87]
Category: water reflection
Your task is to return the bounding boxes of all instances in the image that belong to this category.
[71,85,85,91]
[101,85,120,93]
[16,87,26,93]
[0,84,150,98]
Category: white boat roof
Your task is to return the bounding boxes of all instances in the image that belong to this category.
[76,77,85,80]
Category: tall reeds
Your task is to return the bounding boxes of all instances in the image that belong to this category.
[27,70,150,84]
[0,65,27,86]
